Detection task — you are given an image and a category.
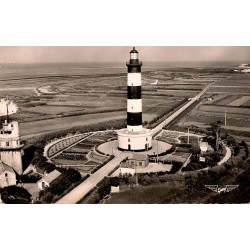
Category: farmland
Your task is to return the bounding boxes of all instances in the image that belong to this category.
[178,73,250,141]
[0,63,241,141]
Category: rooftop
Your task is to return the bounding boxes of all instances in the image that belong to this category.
[130,47,138,53]
[128,153,148,161]
[0,161,15,175]
[39,170,61,184]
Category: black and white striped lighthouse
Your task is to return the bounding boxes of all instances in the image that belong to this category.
[126,47,143,132]
[118,47,152,151]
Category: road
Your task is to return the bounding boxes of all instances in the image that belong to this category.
[218,143,232,165]
[152,83,212,135]
[56,152,130,204]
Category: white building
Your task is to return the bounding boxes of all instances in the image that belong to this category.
[111,186,120,193]
[0,161,16,188]
[0,120,24,175]
[37,170,61,190]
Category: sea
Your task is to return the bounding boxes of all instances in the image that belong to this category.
[0,61,241,80]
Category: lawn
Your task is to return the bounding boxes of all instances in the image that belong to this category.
[107,185,180,204]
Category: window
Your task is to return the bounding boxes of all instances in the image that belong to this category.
[5,173,8,177]
[128,139,130,142]
[6,142,10,147]
[11,124,14,128]
[146,138,148,141]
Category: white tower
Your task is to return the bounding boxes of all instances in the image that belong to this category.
[0,100,23,175]
[117,47,152,151]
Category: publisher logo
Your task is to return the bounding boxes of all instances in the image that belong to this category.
[205,185,239,194]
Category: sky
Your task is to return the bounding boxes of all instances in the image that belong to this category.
[0,46,249,64]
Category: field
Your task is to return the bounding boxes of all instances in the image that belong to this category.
[106,186,179,204]
[0,64,241,140]
[178,73,250,140]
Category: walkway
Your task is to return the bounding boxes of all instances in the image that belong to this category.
[218,144,232,165]
[56,152,130,204]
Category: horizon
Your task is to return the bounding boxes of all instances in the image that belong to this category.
[0,46,249,64]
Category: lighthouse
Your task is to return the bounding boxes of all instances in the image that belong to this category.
[127,47,143,132]
[0,99,23,175]
[118,47,152,151]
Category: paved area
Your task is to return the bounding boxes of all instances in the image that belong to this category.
[23,183,40,200]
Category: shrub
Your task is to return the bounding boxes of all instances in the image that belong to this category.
[0,186,32,204]
[19,174,41,183]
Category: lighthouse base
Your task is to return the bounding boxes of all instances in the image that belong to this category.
[117,128,152,151]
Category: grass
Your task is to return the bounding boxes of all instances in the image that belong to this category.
[106,185,180,204]
[22,105,86,115]
[227,96,250,106]
[199,105,250,116]
[2,67,246,142]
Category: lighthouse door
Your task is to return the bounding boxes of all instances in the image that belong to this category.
[145,144,148,150]
[128,144,131,150]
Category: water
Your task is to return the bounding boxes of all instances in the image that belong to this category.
[0,61,240,80]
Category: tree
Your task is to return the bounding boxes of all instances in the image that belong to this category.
[0,186,32,204]
[210,121,222,151]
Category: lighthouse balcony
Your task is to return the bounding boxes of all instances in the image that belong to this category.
[126,61,142,66]
[0,144,24,151]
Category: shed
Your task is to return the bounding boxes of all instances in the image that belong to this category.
[126,153,149,168]
[111,186,120,193]
[200,141,209,152]
[37,170,61,190]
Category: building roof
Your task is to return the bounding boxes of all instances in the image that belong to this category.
[39,170,61,184]
[200,142,208,147]
[0,161,15,175]
[128,153,148,161]
[130,47,138,53]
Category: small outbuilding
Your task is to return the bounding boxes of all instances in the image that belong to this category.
[200,141,209,153]
[0,161,16,188]
[111,186,120,193]
[37,169,61,190]
[126,153,149,168]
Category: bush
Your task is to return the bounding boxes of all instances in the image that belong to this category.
[38,168,83,203]
[182,162,207,172]
[168,161,183,174]
[49,168,81,196]
[31,150,56,173]
[0,186,32,204]
[19,174,41,183]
